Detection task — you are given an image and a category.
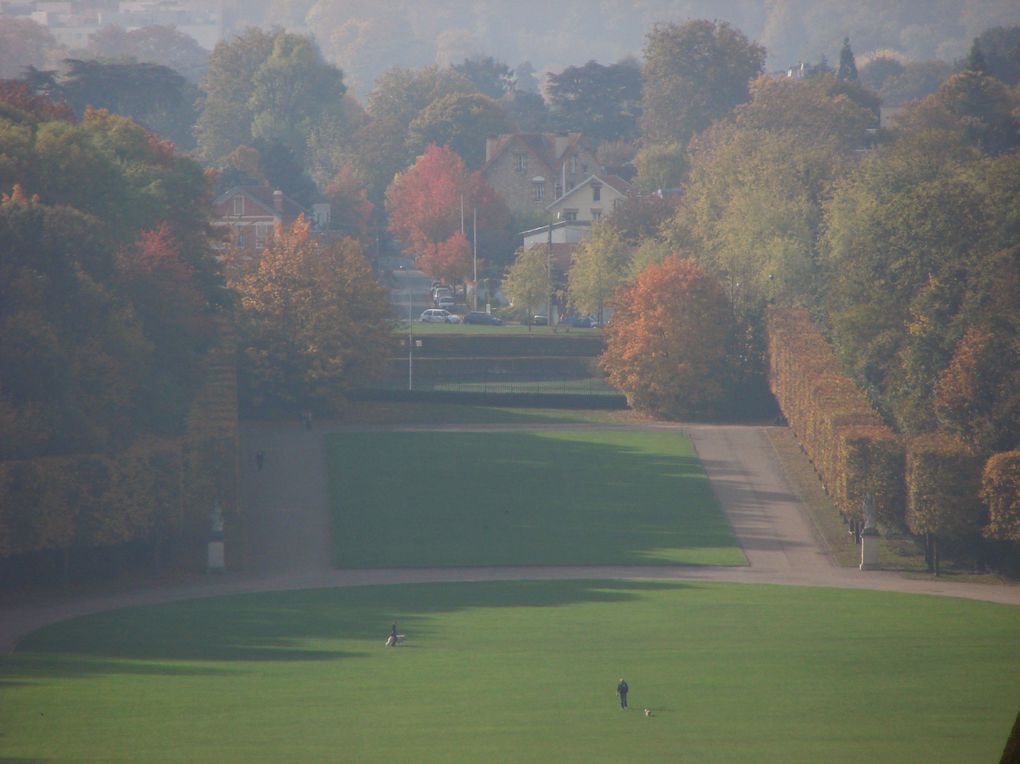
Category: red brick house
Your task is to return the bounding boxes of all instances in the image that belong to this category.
[211,185,308,254]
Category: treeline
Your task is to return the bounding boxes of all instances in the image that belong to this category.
[0,82,235,577]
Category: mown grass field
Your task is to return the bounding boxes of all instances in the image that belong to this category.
[2,580,1018,763]
[327,429,743,568]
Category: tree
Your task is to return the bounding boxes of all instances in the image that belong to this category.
[453,56,514,99]
[606,192,678,244]
[324,167,375,247]
[248,32,347,162]
[385,144,509,258]
[406,92,511,168]
[547,59,643,143]
[567,222,628,325]
[502,245,550,328]
[640,20,765,147]
[632,142,686,191]
[971,26,1020,87]
[499,88,550,133]
[600,256,732,420]
[837,37,858,82]
[231,215,394,414]
[58,58,198,148]
[195,27,276,161]
[418,230,473,285]
[83,24,210,81]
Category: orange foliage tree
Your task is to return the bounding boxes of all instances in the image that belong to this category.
[600,256,732,419]
[231,215,394,414]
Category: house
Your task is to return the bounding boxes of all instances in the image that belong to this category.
[481,132,599,215]
[518,220,594,283]
[211,185,308,254]
[545,173,631,224]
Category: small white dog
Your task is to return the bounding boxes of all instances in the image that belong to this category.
[644,708,653,717]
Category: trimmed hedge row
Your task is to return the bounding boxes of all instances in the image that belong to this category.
[766,308,904,528]
[768,308,1017,555]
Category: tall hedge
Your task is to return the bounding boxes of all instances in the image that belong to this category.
[905,434,985,540]
[980,451,1020,541]
[766,308,902,527]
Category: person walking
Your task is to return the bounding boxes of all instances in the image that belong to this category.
[617,678,629,709]
[387,622,399,647]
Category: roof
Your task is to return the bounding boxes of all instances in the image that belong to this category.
[545,173,632,210]
[482,132,591,176]
[213,185,308,220]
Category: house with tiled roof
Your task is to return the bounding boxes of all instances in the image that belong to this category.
[481,132,598,215]
[211,185,309,254]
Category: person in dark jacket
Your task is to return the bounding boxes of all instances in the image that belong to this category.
[617,678,629,709]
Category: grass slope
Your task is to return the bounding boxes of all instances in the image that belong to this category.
[327,430,742,568]
[2,581,1018,763]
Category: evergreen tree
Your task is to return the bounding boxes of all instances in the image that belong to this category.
[837,37,858,82]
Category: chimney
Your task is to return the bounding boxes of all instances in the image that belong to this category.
[273,189,283,212]
[485,137,497,163]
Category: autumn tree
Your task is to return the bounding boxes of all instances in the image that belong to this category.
[453,56,514,99]
[601,256,732,420]
[385,143,508,264]
[567,222,629,325]
[231,216,393,415]
[640,20,765,148]
[502,245,551,328]
[418,230,473,285]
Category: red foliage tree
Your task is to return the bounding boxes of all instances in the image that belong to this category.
[0,80,75,123]
[384,143,508,262]
[418,230,473,285]
[600,256,733,419]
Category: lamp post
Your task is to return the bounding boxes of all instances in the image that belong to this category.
[407,289,413,391]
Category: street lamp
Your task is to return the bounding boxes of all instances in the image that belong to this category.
[407,289,414,391]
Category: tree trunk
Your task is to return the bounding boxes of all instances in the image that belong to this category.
[924,532,934,573]
[62,547,71,589]
[933,535,940,577]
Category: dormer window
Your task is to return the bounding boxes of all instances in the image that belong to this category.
[591,182,602,202]
[232,196,244,216]
[514,152,527,173]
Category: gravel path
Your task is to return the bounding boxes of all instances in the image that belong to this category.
[2,421,1017,654]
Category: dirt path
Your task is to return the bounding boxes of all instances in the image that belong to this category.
[2,422,1018,654]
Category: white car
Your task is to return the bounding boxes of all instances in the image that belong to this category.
[420,309,460,323]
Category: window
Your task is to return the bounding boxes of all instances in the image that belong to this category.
[563,209,578,222]
[514,152,527,173]
[554,183,562,198]
[569,156,577,174]
[232,196,244,216]
[591,183,602,202]
[255,222,273,248]
[591,209,602,221]
[533,182,545,202]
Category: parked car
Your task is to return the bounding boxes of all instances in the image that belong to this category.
[532,315,548,326]
[562,315,597,328]
[437,296,456,311]
[463,311,503,325]
[420,308,460,323]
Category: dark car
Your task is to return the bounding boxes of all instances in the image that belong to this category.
[463,311,503,325]
[562,315,597,328]
[532,315,548,326]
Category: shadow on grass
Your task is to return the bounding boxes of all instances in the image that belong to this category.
[5,580,690,680]
[326,431,738,568]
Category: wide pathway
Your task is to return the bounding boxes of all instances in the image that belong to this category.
[2,422,1018,654]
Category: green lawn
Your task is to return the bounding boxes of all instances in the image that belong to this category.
[337,403,643,427]
[3,581,1017,763]
[327,429,743,568]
